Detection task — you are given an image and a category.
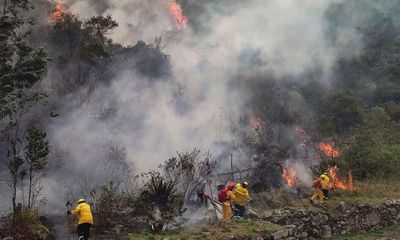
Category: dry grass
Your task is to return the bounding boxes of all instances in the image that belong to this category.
[330,226,400,240]
[122,219,283,240]
[250,180,400,213]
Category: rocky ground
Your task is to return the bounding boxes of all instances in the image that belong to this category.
[115,182,400,240]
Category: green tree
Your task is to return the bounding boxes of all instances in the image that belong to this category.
[346,107,400,180]
[0,0,48,214]
[25,127,49,209]
[84,15,118,46]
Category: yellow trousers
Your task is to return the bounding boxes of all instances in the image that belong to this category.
[311,188,324,203]
[222,202,233,222]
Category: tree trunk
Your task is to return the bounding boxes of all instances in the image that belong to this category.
[28,168,33,208]
[3,0,7,14]
[12,174,17,214]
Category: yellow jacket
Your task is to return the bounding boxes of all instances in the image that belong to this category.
[234,185,250,206]
[320,174,330,189]
[71,202,93,225]
[226,190,235,202]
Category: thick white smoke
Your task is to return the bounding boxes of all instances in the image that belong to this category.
[0,0,367,212]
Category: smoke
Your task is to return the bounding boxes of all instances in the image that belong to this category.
[2,0,393,213]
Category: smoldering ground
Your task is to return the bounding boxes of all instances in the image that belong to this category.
[1,0,398,215]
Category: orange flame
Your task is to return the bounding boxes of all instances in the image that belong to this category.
[51,0,66,22]
[318,142,340,158]
[250,116,264,132]
[327,166,354,191]
[282,166,298,188]
[169,2,188,29]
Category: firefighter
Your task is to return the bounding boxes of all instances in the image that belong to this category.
[218,183,236,222]
[310,177,324,204]
[67,199,93,240]
[320,172,330,200]
[234,181,250,218]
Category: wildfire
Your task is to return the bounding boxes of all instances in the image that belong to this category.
[169,2,188,29]
[282,166,298,188]
[327,166,354,191]
[51,0,66,22]
[317,142,340,158]
[250,116,264,132]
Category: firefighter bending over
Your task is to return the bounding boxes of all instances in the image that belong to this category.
[310,177,324,204]
[218,183,236,222]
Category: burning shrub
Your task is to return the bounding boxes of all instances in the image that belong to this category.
[134,173,185,233]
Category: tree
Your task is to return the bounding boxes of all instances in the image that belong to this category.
[84,15,118,46]
[345,107,400,180]
[25,127,49,208]
[0,0,48,214]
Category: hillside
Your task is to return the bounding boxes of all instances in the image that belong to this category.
[1,1,400,239]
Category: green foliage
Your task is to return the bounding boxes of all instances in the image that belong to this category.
[119,40,172,79]
[316,91,364,136]
[84,15,118,45]
[0,1,47,118]
[25,127,49,172]
[0,0,49,214]
[0,208,53,240]
[343,108,400,180]
[25,127,49,208]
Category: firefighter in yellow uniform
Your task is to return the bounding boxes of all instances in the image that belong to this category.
[68,199,93,240]
[218,184,236,222]
[310,177,324,204]
[234,182,250,217]
[320,173,330,200]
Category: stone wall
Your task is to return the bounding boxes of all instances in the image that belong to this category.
[262,200,400,239]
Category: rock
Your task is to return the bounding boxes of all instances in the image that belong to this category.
[272,229,289,239]
[247,209,259,219]
[285,225,297,236]
[322,226,332,238]
[366,211,381,226]
[336,201,347,212]
[264,211,273,219]
[113,224,125,235]
[2,237,13,240]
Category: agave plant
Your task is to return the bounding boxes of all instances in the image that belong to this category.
[135,173,185,233]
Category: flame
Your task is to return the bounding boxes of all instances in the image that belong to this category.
[282,166,298,188]
[169,2,188,29]
[250,116,264,132]
[51,0,66,22]
[317,142,340,158]
[327,166,354,191]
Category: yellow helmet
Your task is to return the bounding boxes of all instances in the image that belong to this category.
[243,181,249,187]
[77,199,85,204]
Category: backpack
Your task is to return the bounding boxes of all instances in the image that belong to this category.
[312,179,322,189]
[218,189,228,202]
